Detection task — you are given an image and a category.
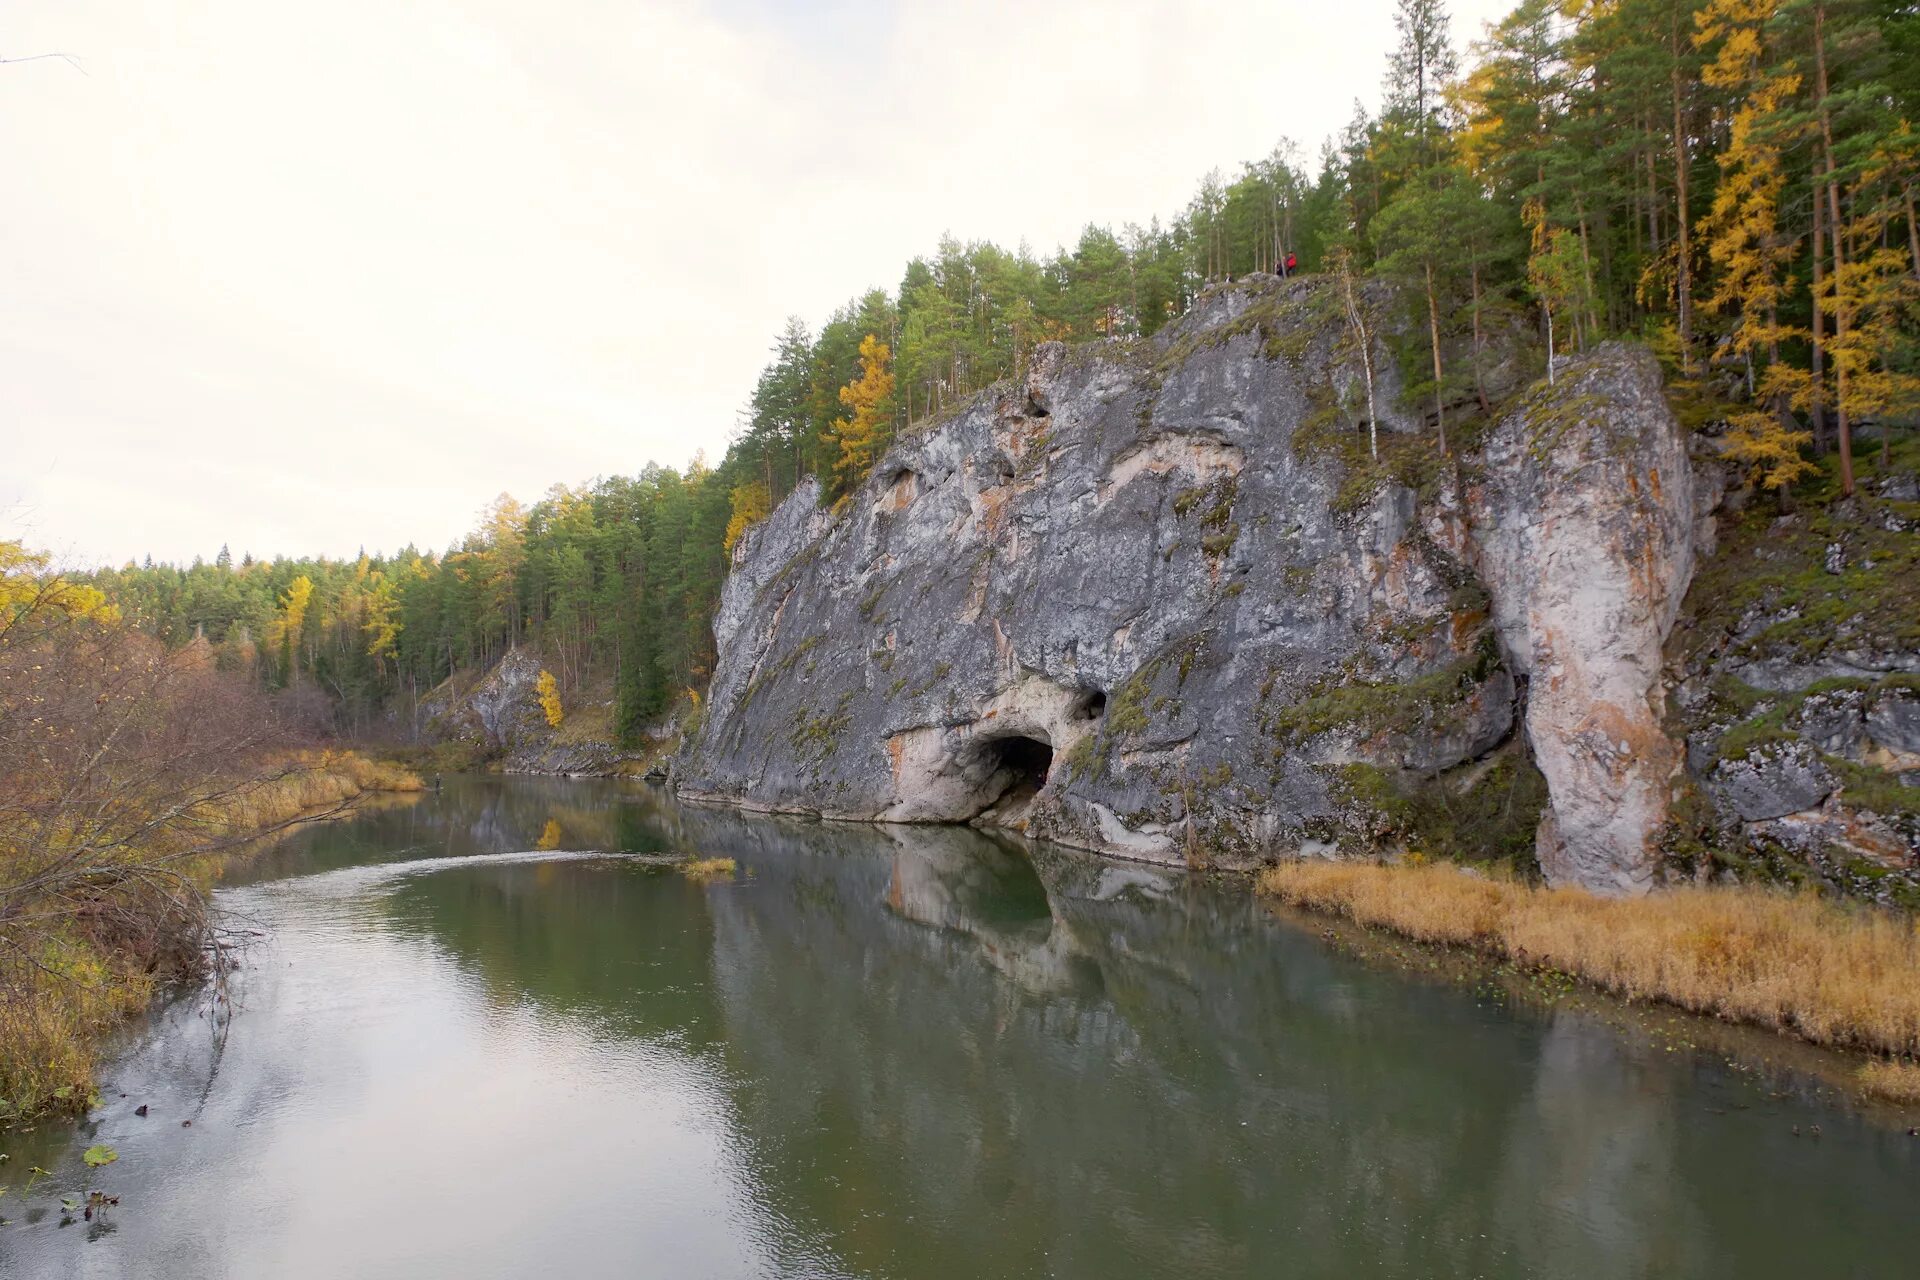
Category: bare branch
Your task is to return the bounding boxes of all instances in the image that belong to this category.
[0,52,88,75]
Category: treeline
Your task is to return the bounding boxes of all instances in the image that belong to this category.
[93,469,732,744]
[91,0,1918,736]
[727,0,1916,509]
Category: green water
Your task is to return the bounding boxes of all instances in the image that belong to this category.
[2,775,1916,1278]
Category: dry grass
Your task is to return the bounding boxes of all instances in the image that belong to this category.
[680,855,737,883]
[1857,1059,1920,1104]
[1258,859,1920,1057]
[202,750,424,841]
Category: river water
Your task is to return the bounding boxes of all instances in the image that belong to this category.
[2,775,1916,1277]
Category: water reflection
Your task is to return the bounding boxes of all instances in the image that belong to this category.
[4,777,1917,1279]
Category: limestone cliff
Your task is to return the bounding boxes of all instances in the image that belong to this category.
[677,277,1732,894]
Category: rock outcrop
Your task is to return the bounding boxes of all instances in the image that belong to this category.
[421,646,625,775]
[1664,448,1920,900]
[678,278,1712,893]
[1466,346,1696,894]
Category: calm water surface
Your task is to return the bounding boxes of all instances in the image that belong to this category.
[2,775,1917,1278]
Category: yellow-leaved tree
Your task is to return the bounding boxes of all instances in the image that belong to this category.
[829,334,895,495]
[1695,0,1803,388]
[1,541,116,636]
[268,575,315,685]
[1720,408,1817,498]
[536,669,564,728]
[723,480,772,556]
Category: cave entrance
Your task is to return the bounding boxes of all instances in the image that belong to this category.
[973,735,1054,829]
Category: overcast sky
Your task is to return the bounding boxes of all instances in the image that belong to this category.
[2,0,1509,567]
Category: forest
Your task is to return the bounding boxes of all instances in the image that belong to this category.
[77,0,1920,746]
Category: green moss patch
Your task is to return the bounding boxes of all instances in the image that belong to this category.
[1326,745,1548,873]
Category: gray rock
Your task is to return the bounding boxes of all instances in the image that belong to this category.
[678,278,1522,870]
[1867,686,1920,757]
[1876,472,1919,503]
[423,645,624,776]
[680,289,1703,893]
[1467,344,1696,895]
[1709,743,1834,822]
[1730,652,1920,693]
[1795,687,1867,758]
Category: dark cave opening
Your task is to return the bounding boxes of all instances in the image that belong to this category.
[973,735,1055,827]
[991,735,1055,791]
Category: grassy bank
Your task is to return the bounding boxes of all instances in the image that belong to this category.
[0,751,420,1125]
[1257,860,1920,1070]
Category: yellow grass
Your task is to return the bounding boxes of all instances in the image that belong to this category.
[1258,859,1920,1057]
[200,752,422,840]
[1857,1059,1920,1104]
[203,750,424,840]
[680,856,737,882]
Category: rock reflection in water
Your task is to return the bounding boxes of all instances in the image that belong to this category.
[671,805,1919,1279]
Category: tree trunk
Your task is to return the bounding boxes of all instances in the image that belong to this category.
[1340,261,1379,461]
[1470,261,1490,413]
[1670,12,1694,373]
[1425,261,1447,455]
[1810,163,1829,455]
[1814,4,1854,498]
[1545,304,1556,386]
[1573,192,1600,337]
[1906,184,1920,283]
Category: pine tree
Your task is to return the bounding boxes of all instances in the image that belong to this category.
[1382,0,1461,174]
[1373,166,1488,453]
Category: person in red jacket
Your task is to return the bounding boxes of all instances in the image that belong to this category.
[1284,251,1298,275]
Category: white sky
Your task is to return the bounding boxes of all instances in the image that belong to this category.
[2,0,1510,567]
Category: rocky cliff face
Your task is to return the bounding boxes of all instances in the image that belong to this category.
[1662,446,1920,902]
[678,277,1720,894]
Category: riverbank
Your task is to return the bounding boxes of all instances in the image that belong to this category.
[1257,859,1920,1097]
[0,750,421,1125]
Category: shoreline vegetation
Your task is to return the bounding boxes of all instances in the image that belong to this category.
[2,538,422,1126]
[0,750,420,1127]
[1257,859,1920,1102]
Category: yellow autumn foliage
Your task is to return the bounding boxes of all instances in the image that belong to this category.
[829,334,895,494]
[536,668,564,727]
[723,480,772,556]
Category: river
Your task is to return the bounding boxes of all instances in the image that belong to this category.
[2,775,1916,1277]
